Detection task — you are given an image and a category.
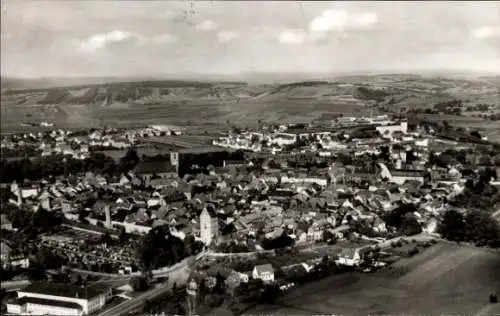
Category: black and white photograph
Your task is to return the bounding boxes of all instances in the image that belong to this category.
[1,1,499,315]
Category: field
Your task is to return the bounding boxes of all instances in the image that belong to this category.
[248,243,500,316]
[0,98,374,133]
[411,113,500,142]
[2,75,498,139]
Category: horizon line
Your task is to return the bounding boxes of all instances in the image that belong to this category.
[3,69,500,81]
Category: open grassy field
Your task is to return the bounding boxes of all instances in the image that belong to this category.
[248,243,500,316]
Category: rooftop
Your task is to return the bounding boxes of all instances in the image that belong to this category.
[8,297,82,310]
[20,282,109,300]
[132,160,176,174]
[254,263,274,274]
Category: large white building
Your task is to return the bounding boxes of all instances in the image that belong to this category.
[200,208,219,245]
[269,133,297,146]
[376,121,408,138]
[6,283,112,316]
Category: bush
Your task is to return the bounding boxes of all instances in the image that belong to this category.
[205,293,224,307]
[408,247,420,257]
[129,276,149,292]
[490,294,498,304]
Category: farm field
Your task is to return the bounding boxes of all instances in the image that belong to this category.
[0,99,372,133]
[248,243,500,316]
[410,113,500,142]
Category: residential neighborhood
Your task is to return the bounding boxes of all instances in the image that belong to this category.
[1,113,500,316]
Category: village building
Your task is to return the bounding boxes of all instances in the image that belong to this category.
[252,264,275,283]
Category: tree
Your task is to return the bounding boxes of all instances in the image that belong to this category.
[438,210,465,242]
[490,293,498,304]
[183,234,196,256]
[463,210,500,247]
[120,148,139,172]
[100,232,113,245]
[129,276,149,292]
[400,215,422,236]
[137,225,186,270]
[260,234,294,250]
[383,203,418,230]
[470,130,482,139]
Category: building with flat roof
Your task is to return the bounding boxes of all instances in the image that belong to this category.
[7,282,112,315]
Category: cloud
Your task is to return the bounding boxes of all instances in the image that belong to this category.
[151,34,178,44]
[473,26,500,39]
[354,12,378,27]
[309,9,378,34]
[217,31,237,43]
[80,30,134,53]
[195,20,218,31]
[309,9,349,33]
[279,29,307,44]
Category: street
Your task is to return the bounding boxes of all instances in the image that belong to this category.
[97,265,191,316]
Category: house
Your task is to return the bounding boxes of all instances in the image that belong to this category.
[372,217,387,233]
[267,189,295,203]
[238,272,249,283]
[336,248,361,266]
[7,282,112,315]
[6,256,30,270]
[1,214,14,231]
[1,242,12,264]
[252,264,275,283]
[306,222,326,242]
[223,160,246,168]
[378,163,425,185]
[200,208,220,246]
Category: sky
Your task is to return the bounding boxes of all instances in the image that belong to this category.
[1,1,499,78]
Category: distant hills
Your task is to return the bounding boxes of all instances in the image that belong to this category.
[1,73,498,133]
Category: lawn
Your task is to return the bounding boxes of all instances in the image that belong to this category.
[248,242,500,316]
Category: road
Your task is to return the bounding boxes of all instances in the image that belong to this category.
[358,233,438,251]
[95,254,205,316]
[97,265,191,316]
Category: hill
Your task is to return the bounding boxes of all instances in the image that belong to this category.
[1,75,498,133]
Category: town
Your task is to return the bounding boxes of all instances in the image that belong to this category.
[1,114,500,316]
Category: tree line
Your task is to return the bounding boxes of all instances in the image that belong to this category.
[0,148,141,183]
[136,225,204,271]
